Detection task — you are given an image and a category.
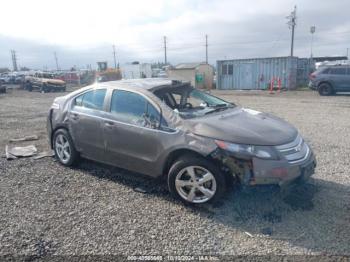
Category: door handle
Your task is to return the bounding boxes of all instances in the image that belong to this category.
[104,121,114,127]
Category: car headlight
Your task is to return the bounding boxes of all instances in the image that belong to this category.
[215,140,279,160]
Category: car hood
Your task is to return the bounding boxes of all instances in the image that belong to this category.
[186,107,298,146]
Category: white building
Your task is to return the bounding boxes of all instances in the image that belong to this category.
[166,62,214,89]
[121,63,152,79]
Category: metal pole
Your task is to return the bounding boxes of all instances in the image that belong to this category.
[287,6,297,57]
[112,45,117,69]
[310,33,314,58]
[205,34,208,64]
[310,26,316,58]
[164,36,167,65]
[291,24,295,57]
[54,52,59,70]
[11,50,18,71]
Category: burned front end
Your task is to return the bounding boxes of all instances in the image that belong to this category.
[211,134,316,189]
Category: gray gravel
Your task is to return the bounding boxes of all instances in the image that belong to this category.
[0,88,349,257]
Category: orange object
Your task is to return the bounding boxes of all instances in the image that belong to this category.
[269,77,275,94]
[270,77,282,94]
[278,78,282,93]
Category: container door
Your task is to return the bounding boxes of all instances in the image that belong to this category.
[240,63,254,89]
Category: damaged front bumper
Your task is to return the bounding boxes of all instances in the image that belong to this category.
[212,146,316,190]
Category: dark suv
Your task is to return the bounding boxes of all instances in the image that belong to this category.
[309,65,350,95]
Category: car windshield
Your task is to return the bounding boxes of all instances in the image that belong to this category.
[154,85,235,119]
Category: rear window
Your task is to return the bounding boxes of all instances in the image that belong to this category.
[74,89,106,111]
[314,67,329,74]
[329,67,347,75]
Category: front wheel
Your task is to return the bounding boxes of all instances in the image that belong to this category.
[168,155,226,204]
[318,83,333,96]
[53,129,79,166]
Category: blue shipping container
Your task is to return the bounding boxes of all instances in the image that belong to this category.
[217,57,298,90]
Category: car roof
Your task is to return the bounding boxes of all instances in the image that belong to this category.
[66,78,190,99]
[99,78,190,92]
[102,78,173,90]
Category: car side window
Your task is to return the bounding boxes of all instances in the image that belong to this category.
[321,68,330,74]
[329,67,346,75]
[110,90,166,128]
[74,89,106,110]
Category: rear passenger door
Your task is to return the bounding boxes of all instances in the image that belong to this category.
[328,67,349,91]
[345,66,350,91]
[69,88,108,161]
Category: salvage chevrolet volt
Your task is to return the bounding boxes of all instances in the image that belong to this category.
[47,79,316,204]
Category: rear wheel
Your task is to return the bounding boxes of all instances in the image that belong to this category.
[53,129,79,166]
[318,83,333,96]
[26,82,33,92]
[168,155,226,204]
[41,84,50,93]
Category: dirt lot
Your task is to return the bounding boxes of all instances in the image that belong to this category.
[0,87,349,258]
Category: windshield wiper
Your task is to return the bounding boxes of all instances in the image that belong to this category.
[213,103,229,108]
[205,105,231,115]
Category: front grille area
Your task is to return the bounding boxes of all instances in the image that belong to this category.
[275,135,310,164]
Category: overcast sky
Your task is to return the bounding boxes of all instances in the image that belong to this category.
[0,0,349,70]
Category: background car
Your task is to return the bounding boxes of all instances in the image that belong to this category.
[25,72,66,92]
[309,64,350,95]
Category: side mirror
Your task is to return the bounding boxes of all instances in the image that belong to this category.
[142,113,160,129]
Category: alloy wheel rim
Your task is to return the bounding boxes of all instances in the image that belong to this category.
[55,134,71,163]
[175,166,217,203]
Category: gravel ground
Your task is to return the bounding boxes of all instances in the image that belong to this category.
[0,87,349,257]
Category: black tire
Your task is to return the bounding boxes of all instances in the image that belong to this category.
[41,84,49,93]
[53,129,79,166]
[26,82,33,92]
[318,83,333,96]
[168,154,226,205]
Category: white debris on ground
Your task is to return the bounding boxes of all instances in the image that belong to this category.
[5,145,37,159]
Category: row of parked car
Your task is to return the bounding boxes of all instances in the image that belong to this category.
[0,73,24,84]
[0,72,67,93]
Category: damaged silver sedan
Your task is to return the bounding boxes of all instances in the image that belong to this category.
[47,79,316,204]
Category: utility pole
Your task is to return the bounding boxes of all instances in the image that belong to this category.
[205,34,208,64]
[163,36,167,65]
[287,6,297,57]
[10,50,18,71]
[310,26,316,58]
[112,45,117,69]
[54,52,59,70]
